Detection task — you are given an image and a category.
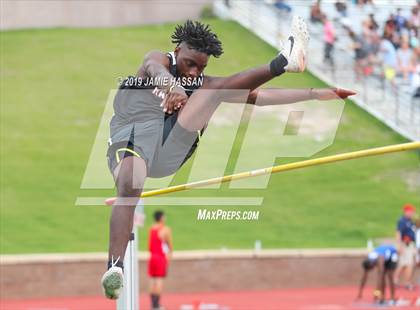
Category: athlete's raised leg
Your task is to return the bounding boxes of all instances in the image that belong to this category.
[177,15,309,131]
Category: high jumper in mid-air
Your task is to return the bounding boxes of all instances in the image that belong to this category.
[101,16,355,299]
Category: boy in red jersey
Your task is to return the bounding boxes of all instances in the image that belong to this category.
[148,210,172,310]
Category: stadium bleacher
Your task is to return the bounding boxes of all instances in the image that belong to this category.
[215,0,420,141]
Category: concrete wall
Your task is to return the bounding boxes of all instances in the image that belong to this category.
[0,0,213,30]
[0,249,378,299]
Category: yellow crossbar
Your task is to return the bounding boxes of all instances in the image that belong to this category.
[139,142,420,198]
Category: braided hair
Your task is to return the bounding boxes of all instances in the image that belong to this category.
[171,20,223,57]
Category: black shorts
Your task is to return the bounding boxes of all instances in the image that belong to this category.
[385,251,399,270]
[385,259,398,270]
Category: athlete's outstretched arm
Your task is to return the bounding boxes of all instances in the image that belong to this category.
[217,87,356,105]
[245,88,356,105]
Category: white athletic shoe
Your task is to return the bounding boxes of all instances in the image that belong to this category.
[282,15,309,73]
[101,265,124,300]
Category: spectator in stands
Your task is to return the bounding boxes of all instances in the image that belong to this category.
[274,0,292,13]
[310,0,323,24]
[360,17,381,66]
[394,204,417,290]
[408,6,419,30]
[362,19,380,55]
[384,14,396,33]
[411,45,420,97]
[380,32,398,87]
[394,8,407,34]
[384,14,400,48]
[409,28,419,49]
[368,13,379,31]
[362,19,373,38]
[397,36,414,82]
[347,28,370,80]
[335,0,347,17]
[322,14,336,67]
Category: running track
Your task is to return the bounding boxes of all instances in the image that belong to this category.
[1,287,419,310]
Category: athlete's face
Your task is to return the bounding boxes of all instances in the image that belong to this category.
[404,210,415,218]
[175,44,208,78]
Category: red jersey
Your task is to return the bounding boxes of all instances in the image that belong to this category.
[149,226,166,256]
[148,225,168,277]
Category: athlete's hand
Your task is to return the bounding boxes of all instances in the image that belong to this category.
[161,85,188,114]
[313,88,356,100]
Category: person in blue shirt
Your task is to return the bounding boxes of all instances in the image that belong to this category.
[357,245,398,304]
[394,204,417,289]
[394,8,407,34]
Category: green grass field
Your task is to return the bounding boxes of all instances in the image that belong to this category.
[1,19,419,254]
